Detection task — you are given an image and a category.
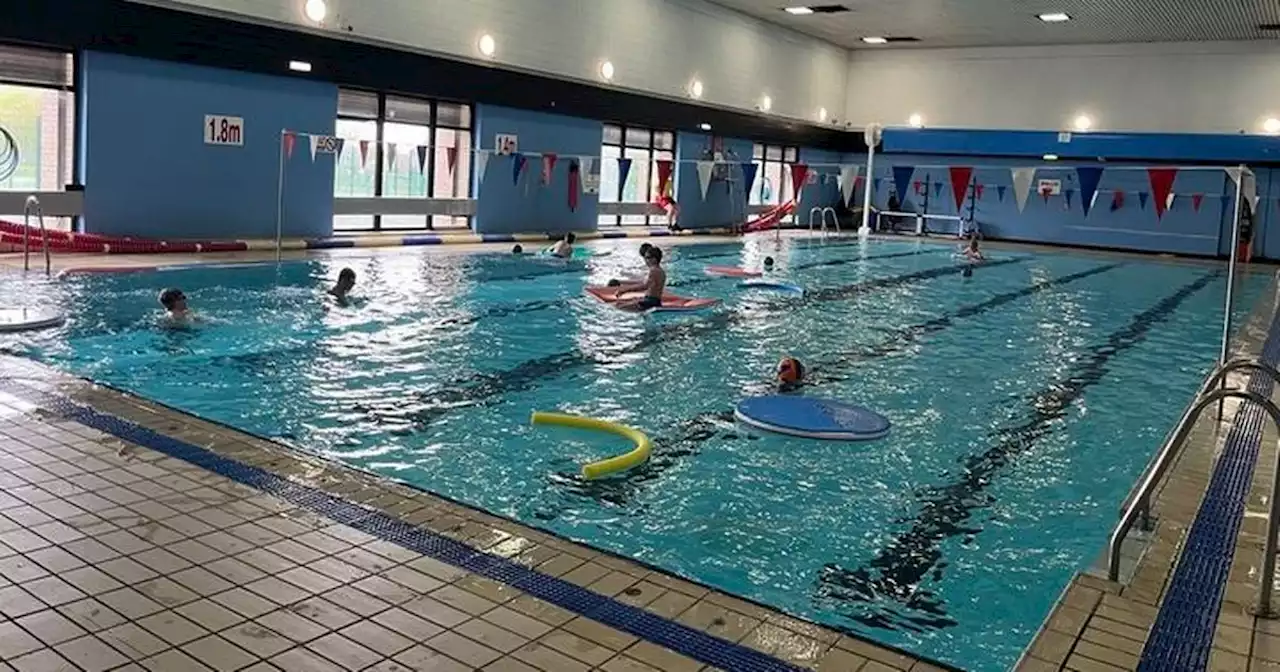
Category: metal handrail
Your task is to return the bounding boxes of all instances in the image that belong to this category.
[807,207,823,234]
[22,195,50,276]
[1108,385,1280,615]
[821,207,839,236]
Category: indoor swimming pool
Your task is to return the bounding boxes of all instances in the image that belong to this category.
[2,237,1266,671]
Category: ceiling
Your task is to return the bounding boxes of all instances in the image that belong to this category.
[711,0,1280,49]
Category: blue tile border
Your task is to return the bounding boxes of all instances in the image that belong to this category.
[0,377,827,672]
[1137,307,1280,671]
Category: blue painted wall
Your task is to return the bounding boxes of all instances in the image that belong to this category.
[798,148,846,212]
[673,133,753,229]
[79,51,338,239]
[473,105,600,234]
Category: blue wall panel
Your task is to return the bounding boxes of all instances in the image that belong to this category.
[473,105,600,234]
[80,51,337,239]
[672,133,754,230]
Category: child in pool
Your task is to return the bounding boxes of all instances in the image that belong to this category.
[548,233,576,258]
[763,256,775,271]
[512,244,524,254]
[962,235,985,261]
[158,288,194,324]
[616,246,666,311]
[329,268,356,304]
[607,243,654,287]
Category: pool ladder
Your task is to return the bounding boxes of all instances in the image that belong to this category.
[807,207,839,237]
[1107,357,1280,615]
[23,194,50,276]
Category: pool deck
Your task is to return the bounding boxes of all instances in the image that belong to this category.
[0,352,954,672]
[1014,273,1280,672]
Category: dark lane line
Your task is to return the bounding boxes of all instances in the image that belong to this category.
[366,257,1025,427]
[813,270,1221,633]
[542,263,1124,513]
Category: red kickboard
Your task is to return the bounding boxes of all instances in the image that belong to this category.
[585,286,719,312]
[704,265,762,278]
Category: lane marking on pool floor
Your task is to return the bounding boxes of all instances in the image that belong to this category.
[815,270,1222,632]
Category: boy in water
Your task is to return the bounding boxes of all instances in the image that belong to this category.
[607,243,654,287]
[549,233,576,258]
[962,234,985,261]
[158,288,193,324]
[617,246,666,311]
[329,268,356,303]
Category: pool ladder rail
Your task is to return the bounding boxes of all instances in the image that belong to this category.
[1108,357,1280,615]
[807,206,839,237]
[22,194,51,276]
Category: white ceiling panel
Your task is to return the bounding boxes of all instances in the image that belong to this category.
[710,0,1280,49]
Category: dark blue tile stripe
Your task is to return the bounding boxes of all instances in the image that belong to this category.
[0,380,818,672]
[305,239,357,249]
[1137,308,1280,671]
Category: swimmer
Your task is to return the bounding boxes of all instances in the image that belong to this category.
[764,256,775,272]
[608,243,655,287]
[329,267,356,304]
[548,233,576,258]
[616,246,666,311]
[158,288,193,324]
[777,356,804,391]
[961,234,985,261]
[512,244,524,255]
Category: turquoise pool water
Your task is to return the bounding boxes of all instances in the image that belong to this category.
[2,237,1266,671]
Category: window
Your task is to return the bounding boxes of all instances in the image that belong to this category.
[0,45,75,230]
[749,144,799,209]
[598,123,675,227]
[333,89,473,232]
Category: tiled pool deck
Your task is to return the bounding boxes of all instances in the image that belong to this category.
[0,353,952,671]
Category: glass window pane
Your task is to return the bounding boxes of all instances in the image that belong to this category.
[654,131,674,151]
[338,89,379,119]
[748,160,764,205]
[784,147,799,162]
[436,102,470,128]
[624,127,651,148]
[620,215,647,226]
[765,146,783,161]
[432,127,471,199]
[603,124,623,145]
[431,215,469,229]
[621,148,650,203]
[385,96,432,125]
[599,145,621,203]
[333,119,377,198]
[598,215,619,227]
[752,144,764,159]
[382,122,430,203]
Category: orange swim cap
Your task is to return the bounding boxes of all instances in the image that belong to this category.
[777,357,804,384]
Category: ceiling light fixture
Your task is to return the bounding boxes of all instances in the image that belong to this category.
[1073,114,1093,131]
[818,107,828,122]
[303,0,327,23]
[1264,117,1280,134]
[1043,154,1060,161]
[784,6,815,15]
[1037,12,1071,22]
[862,36,888,44]
[760,95,773,112]
[689,79,704,99]
[698,122,712,131]
[288,60,312,73]
[599,60,615,82]
[477,34,496,58]
[907,113,924,128]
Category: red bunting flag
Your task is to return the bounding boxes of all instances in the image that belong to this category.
[913,180,924,196]
[656,160,674,197]
[1111,190,1125,211]
[948,167,973,211]
[541,153,558,185]
[446,146,458,176]
[567,160,581,212]
[1041,187,1052,203]
[358,140,370,169]
[974,183,985,200]
[283,132,296,159]
[1192,193,1204,212]
[1147,168,1178,218]
[790,164,810,201]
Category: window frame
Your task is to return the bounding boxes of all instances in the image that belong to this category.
[0,44,77,230]
[599,123,676,227]
[333,88,473,232]
[749,143,800,210]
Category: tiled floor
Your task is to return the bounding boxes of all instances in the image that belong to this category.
[0,354,952,671]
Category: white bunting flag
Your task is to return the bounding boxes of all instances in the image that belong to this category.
[581,157,597,194]
[1011,167,1036,212]
[839,165,859,205]
[309,134,320,161]
[696,161,715,200]
[476,149,491,185]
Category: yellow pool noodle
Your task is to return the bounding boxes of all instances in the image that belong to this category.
[530,411,652,480]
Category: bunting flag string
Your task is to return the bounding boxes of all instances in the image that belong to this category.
[657,160,674,198]
[283,132,297,159]
[567,160,581,212]
[512,153,528,186]
[541,153,558,186]
[1076,166,1104,217]
[358,140,370,171]
[740,162,759,202]
[308,134,321,161]
[386,143,398,171]
[1146,168,1177,219]
[476,151,491,185]
[617,158,633,193]
[789,164,810,203]
[695,161,715,200]
[1192,193,1204,212]
[1011,167,1036,212]
[974,183,985,200]
[948,166,973,211]
[1064,188,1075,209]
[892,166,915,204]
[996,185,1006,202]
[840,165,859,206]
[416,146,429,174]
[932,181,943,198]
[581,157,598,194]
[1137,191,1149,210]
[446,146,458,176]
[1111,190,1124,212]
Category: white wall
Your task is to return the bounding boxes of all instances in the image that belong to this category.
[845,41,1280,135]
[128,0,848,124]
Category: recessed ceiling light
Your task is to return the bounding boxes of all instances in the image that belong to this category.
[1038,12,1071,22]
[303,0,326,23]
[698,123,712,131]
[907,113,924,128]
[760,95,772,112]
[818,107,828,122]
[1264,117,1280,134]
[599,60,615,81]
[477,33,496,57]
[1043,154,1060,161]
[862,36,888,44]
[1073,114,1093,131]
[688,79,704,99]
[784,6,815,15]
[288,60,312,73]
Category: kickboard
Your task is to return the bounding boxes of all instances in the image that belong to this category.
[705,265,762,278]
[735,395,890,440]
[740,279,804,295]
[585,286,719,313]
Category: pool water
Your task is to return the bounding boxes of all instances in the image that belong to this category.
[3,237,1266,671]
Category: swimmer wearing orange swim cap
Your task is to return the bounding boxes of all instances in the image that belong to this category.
[777,357,804,387]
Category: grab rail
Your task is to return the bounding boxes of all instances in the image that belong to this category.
[22,195,50,276]
[807,206,840,237]
[1108,365,1280,616]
